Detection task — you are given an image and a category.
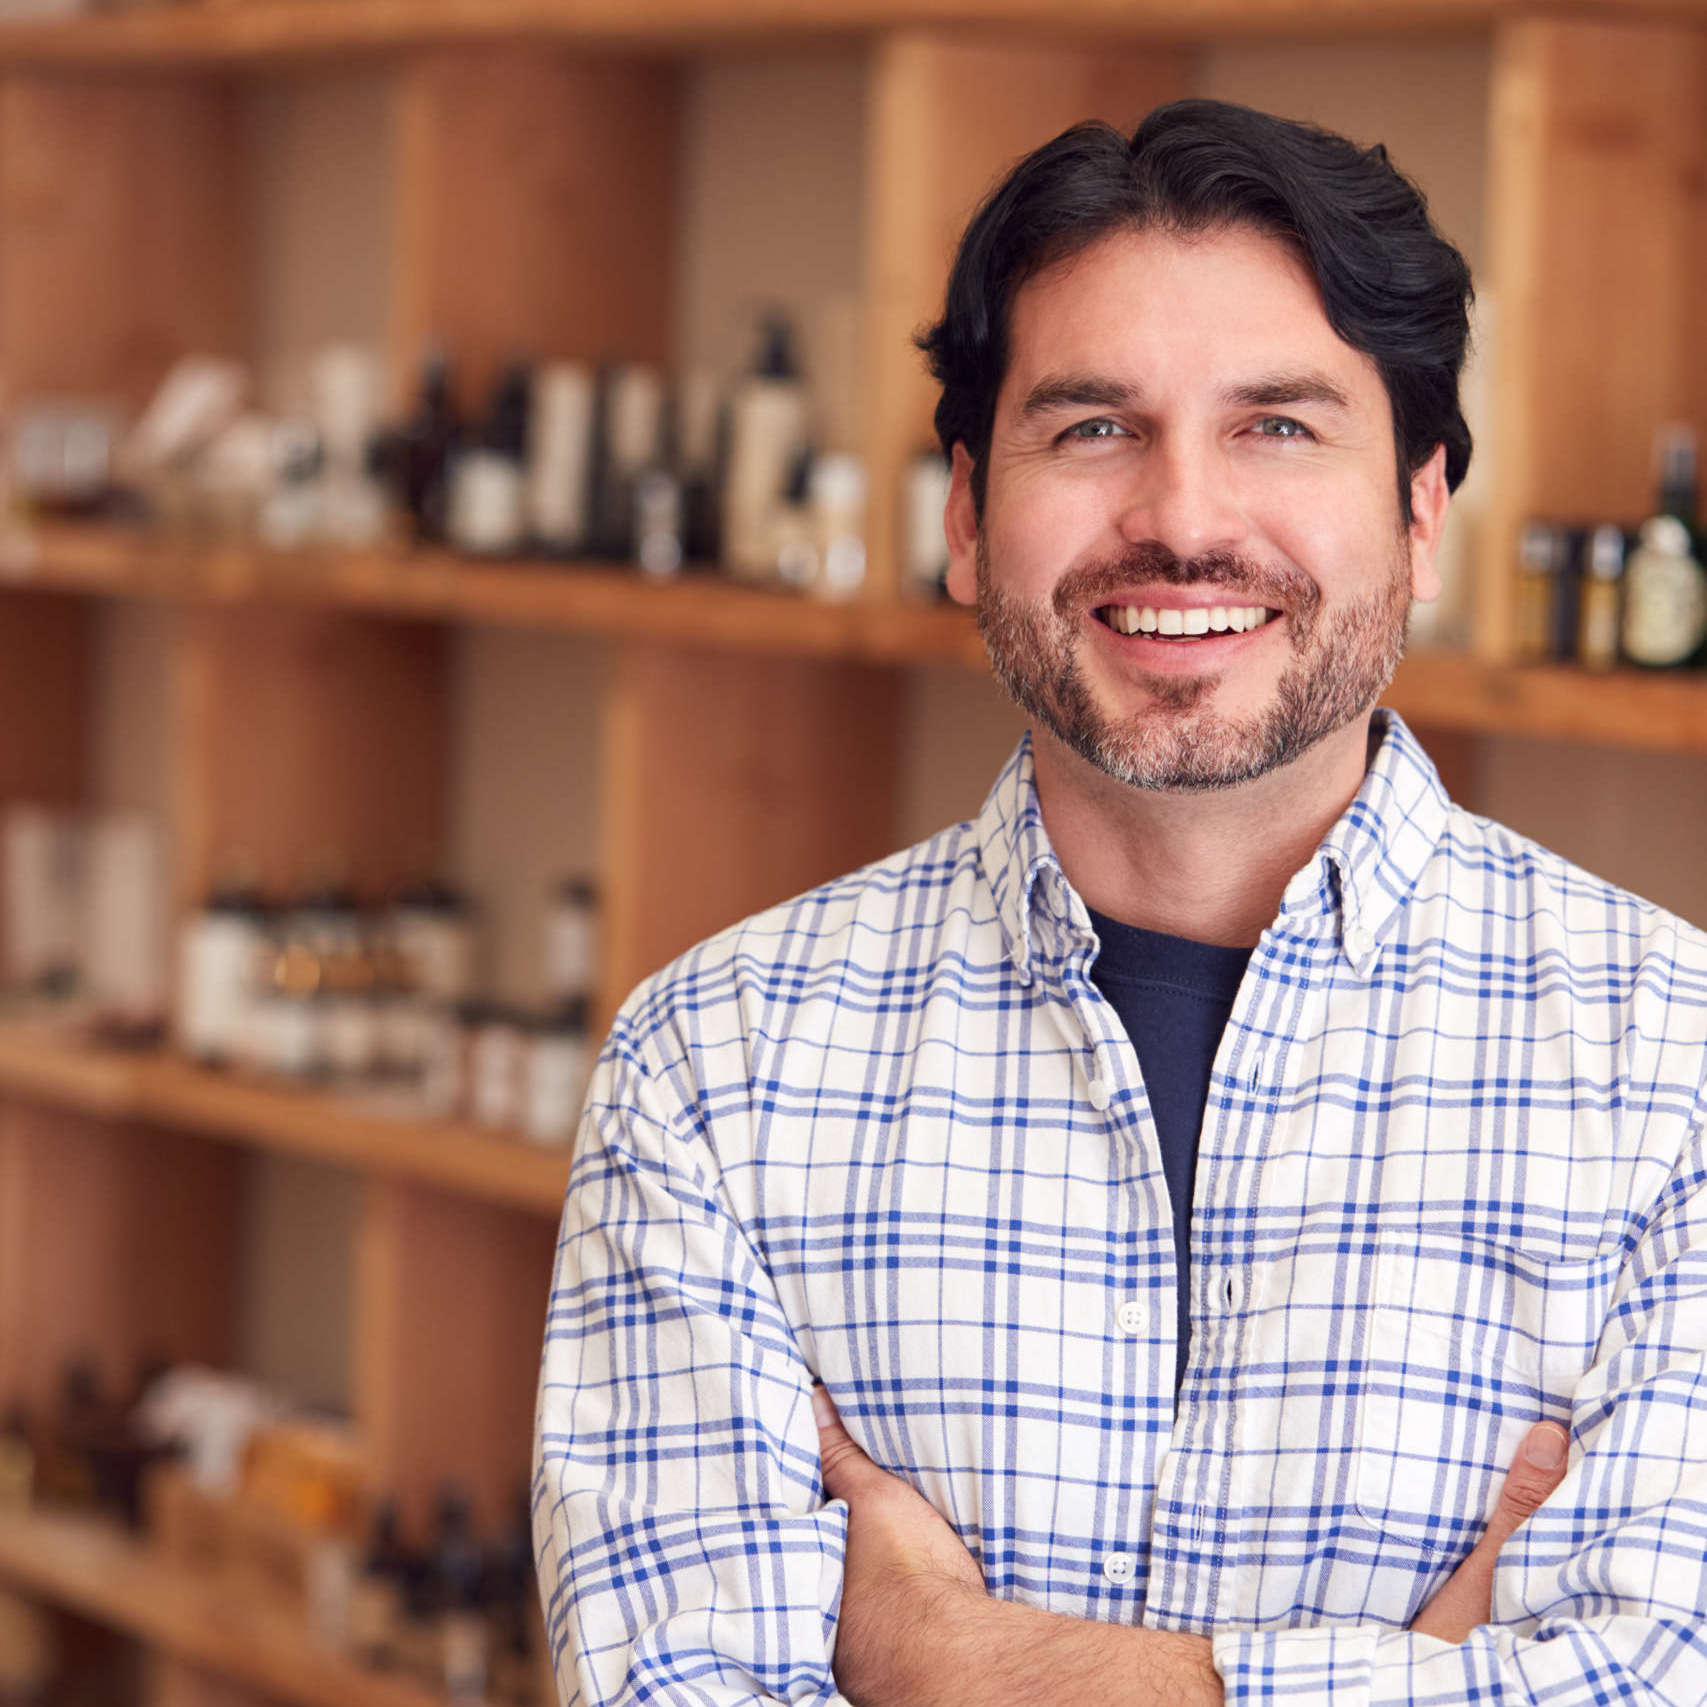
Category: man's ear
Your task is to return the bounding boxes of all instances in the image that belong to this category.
[944,444,979,607]
[1407,443,1450,604]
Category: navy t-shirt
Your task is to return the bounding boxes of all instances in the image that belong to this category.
[1087,907,1251,1393]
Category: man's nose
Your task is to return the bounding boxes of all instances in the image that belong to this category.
[1113,437,1248,563]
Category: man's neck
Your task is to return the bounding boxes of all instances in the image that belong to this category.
[1030,718,1378,950]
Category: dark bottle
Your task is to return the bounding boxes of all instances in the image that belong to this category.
[348,1500,409,1671]
[486,1486,540,1706]
[434,1485,489,1704]
[35,1360,103,1510]
[590,364,665,562]
[399,350,462,546]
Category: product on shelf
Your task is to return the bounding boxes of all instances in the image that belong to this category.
[449,362,533,558]
[1620,424,1707,671]
[470,1004,529,1131]
[1577,524,1627,673]
[0,805,166,1040]
[434,1484,489,1703]
[544,876,598,1009]
[347,1499,409,1671]
[527,361,595,556]
[0,805,82,999]
[724,312,811,582]
[903,449,954,601]
[593,363,666,563]
[523,996,592,1148]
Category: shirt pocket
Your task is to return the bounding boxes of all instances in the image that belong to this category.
[1352,1235,1623,1558]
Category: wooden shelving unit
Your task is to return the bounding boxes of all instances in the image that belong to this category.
[0,4,1702,1705]
[14,524,1707,754]
[2,523,989,669]
[0,1025,571,1216]
[0,1508,440,1707]
[0,0,1617,67]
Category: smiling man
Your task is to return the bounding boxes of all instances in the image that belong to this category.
[534,102,1707,1707]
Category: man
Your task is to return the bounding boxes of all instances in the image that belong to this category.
[535,101,1707,1707]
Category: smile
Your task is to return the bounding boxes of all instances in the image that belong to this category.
[1095,603,1279,638]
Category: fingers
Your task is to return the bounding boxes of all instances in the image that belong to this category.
[813,1384,882,1502]
[1480,1421,1569,1554]
[1409,1419,1571,1644]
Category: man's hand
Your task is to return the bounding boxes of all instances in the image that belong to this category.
[814,1386,1218,1707]
[1410,1420,1570,1642]
[814,1385,1571,1706]
[813,1385,986,1707]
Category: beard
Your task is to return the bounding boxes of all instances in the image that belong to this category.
[975,534,1413,793]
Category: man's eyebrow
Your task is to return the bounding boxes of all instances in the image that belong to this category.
[1016,376,1142,419]
[1223,371,1353,412]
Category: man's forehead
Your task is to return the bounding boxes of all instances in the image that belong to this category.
[999,221,1377,404]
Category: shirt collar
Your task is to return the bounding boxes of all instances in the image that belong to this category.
[974,710,1450,982]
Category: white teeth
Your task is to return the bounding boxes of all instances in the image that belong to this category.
[1103,602,1277,637]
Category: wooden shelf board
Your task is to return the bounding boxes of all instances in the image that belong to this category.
[6,525,989,669]
[1385,649,1707,756]
[0,0,1569,68]
[0,1025,571,1216]
[0,1507,441,1707]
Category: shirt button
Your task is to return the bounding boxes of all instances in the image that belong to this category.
[1102,1551,1136,1585]
[1345,923,1374,960]
[1086,1075,1111,1111]
[1115,1300,1147,1336]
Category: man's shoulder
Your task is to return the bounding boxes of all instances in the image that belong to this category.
[611,817,988,1053]
[1439,797,1707,995]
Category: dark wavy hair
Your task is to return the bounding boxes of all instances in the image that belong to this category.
[918,99,1474,524]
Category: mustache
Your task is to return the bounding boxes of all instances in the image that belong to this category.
[1051,543,1318,621]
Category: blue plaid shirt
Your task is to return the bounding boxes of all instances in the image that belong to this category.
[535,710,1707,1707]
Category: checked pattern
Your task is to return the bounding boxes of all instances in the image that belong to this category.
[535,712,1707,1707]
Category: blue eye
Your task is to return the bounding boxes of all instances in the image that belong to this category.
[1063,419,1126,442]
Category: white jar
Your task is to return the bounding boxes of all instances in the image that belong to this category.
[523,1001,592,1147]
[178,893,270,1065]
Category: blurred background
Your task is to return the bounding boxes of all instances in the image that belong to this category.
[0,1,1700,1703]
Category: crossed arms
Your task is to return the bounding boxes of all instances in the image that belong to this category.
[534,1047,1707,1707]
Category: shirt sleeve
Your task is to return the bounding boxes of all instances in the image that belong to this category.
[1211,1125,1707,1707]
[532,1026,853,1707]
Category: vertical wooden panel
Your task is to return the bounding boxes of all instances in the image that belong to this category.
[171,607,450,911]
[597,643,902,1020]
[1482,19,1707,660]
[0,72,247,407]
[0,591,87,804]
[353,1179,556,1541]
[862,32,1193,597]
[0,1101,240,1419]
[391,47,679,410]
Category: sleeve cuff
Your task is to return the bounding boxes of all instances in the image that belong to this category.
[1212,1624,1465,1707]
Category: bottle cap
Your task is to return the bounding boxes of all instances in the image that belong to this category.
[1639,513,1692,557]
[1587,525,1628,580]
[754,313,800,382]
